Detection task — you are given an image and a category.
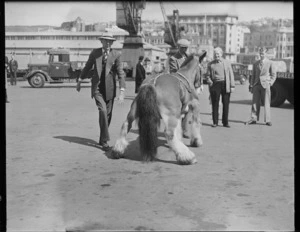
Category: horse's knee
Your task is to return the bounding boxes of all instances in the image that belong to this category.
[165,129,174,141]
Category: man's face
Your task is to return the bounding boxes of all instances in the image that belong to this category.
[214,51,222,61]
[259,51,266,61]
[179,46,188,54]
[101,39,114,50]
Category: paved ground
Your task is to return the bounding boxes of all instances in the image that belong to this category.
[6,79,294,231]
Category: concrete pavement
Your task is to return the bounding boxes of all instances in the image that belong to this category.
[6,80,294,231]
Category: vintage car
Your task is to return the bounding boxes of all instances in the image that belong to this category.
[231,62,250,85]
[23,48,92,88]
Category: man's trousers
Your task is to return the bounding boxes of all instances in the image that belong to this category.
[251,83,271,123]
[210,81,231,125]
[94,89,114,143]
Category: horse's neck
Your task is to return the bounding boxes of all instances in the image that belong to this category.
[178,67,195,83]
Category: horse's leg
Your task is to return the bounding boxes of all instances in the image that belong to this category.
[161,112,197,165]
[189,99,203,147]
[111,99,136,159]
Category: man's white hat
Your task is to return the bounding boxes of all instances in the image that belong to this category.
[98,32,116,41]
[177,39,190,47]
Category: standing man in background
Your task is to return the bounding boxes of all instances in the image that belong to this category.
[9,54,18,86]
[245,47,276,126]
[135,56,146,94]
[76,32,126,150]
[169,39,189,73]
[206,47,235,128]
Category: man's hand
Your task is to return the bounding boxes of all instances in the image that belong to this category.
[230,87,235,93]
[76,80,81,92]
[249,85,253,93]
[118,90,125,104]
[200,85,204,92]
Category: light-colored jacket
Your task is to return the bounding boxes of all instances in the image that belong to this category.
[206,58,235,93]
[251,58,276,88]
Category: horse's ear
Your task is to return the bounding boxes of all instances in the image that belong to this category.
[199,51,207,63]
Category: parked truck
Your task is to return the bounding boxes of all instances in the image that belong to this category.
[23,48,93,88]
[237,57,294,107]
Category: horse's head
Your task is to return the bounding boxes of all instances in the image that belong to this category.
[178,51,207,90]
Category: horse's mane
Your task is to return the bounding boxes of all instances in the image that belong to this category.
[180,53,196,68]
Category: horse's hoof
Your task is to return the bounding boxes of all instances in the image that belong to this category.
[191,157,197,164]
[190,138,203,147]
[183,133,190,139]
[110,149,124,159]
[177,157,197,165]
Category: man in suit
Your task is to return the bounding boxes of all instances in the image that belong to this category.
[9,54,18,86]
[135,56,146,94]
[206,47,235,128]
[76,32,126,150]
[245,47,276,126]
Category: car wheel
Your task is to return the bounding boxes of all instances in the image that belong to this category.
[271,82,287,107]
[28,73,45,88]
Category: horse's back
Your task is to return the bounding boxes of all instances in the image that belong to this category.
[154,73,182,115]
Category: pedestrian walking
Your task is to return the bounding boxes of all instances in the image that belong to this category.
[135,56,146,94]
[206,47,235,128]
[9,54,18,86]
[76,32,126,150]
[245,47,276,126]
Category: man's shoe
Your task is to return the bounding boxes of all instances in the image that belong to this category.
[223,124,230,128]
[211,124,218,128]
[266,122,272,126]
[99,141,111,151]
[245,120,256,125]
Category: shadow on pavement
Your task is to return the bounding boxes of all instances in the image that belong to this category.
[105,135,178,165]
[230,99,252,105]
[53,136,101,149]
[21,85,90,89]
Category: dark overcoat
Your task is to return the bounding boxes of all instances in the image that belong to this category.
[79,48,126,100]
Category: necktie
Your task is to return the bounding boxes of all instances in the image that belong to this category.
[103,50,108,64]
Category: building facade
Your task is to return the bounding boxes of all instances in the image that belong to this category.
[167,14,239,62]
[244,30,277,53]
[276,27,293,58]
[5,30,167,71]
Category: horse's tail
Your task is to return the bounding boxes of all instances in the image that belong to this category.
[135,84,161,161]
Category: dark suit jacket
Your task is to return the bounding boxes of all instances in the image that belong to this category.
[9,59,18,73]
[79,48,126,100]
[135,62,146,93]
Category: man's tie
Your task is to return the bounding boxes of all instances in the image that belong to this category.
[103,50,108,64]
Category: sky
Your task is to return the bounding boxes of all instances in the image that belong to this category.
[5,1,293,26]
